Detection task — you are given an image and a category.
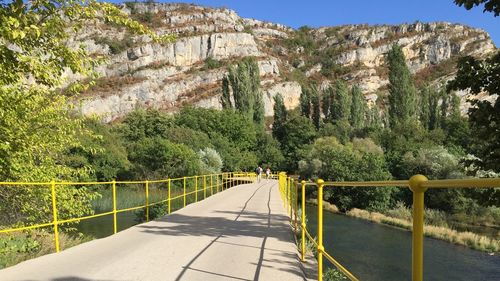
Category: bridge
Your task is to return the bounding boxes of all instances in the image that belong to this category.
[0,175,314,281]
[0,172,498,281]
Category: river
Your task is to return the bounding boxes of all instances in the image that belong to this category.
[305,204,500,281]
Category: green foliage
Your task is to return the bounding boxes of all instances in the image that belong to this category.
[283,26,316,55]
[310,85,321,129]
[119,108,175,142]
[175,107,257,151]
[272,93,288,141]
[204,57,222,70]
[64,120,131,182]
[128,137,200,179]
[299,84,312,118]
[349,85,367,129]
[220,57,264,126]
[331,80,351,121]
[300,137,393,211]
[198,148,223,174]
[324,268,348,281]
[93,36,134,55]
[454,0,499,16]
[400,146,464,180]
[0,0,173,228]
[387,44,418,128]
[278,111,317,171]
[448,52,500,172]
[163,127,213,152]
[254,131,285,170]
[418,86,441,130]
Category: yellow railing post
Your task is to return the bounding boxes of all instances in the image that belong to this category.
[217,174,219,193]
[292,179,297,231]
[183,177,186,207]
[287,177,291,217]
[167,179,171,214]
[203,175,207,199]
[195,176,198,202]
[50,181,60,253]
[409,175,428,281]
[301,180,306,262]
[210,174,213,195]
[112,180,117,234]
[317,179,324,281]
[145,180,149,222]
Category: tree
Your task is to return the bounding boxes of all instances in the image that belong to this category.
[454,0,499,16]
[387,44,418,128]
[419,86,441,130]
[254,131,285,170]
[299,137,393,211]
[331,80,351,121]
[349,85,367,129]
[279,111,317,172]
[272,93,287,141]
[448,52,500,171]
[128,137,200,179]
[310,85,321,129]
[299,85,312,118]
[0,0,173,226]
[322,86,335,121]
[220,58,264,126]
[198,148,223,174]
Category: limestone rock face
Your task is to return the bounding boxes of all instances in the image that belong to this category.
[74,3,497,122]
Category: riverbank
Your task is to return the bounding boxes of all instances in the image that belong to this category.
[305,200,499,253]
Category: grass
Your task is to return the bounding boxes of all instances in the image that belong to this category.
[306,198,339,213]
[0,230,90,269]
[347,208,500,253]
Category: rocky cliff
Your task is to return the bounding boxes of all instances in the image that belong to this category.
[73,3,496,122]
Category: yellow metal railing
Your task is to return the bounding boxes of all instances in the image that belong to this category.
[278,173,500,281]
[0,172,255,253]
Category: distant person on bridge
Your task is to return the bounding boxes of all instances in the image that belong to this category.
[256,165,263,183]
[266,167,271,179]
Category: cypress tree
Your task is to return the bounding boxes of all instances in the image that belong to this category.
[300,85,311,118]
[272,93,287,142]
[221,76,232,109]
[322,86,335,121]
[331,80,351,121]
[387,44,418,128]
[350,85,367,129]
[220,58,264,126]
[419,86,441,130]
[310,85,321,129]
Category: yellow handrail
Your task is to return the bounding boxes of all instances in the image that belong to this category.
[280,173,500,281]
[0,172,250,253]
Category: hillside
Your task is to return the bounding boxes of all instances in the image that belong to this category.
[71,2,497,122]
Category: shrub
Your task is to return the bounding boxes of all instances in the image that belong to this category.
[198,148,223,174]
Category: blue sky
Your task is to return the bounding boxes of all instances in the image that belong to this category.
[153,0,499,46]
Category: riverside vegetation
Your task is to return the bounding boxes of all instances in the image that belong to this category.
[0,0,499,272]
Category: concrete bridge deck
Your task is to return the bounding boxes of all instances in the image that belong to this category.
[0,180,310,281]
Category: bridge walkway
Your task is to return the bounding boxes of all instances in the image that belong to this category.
[0,180,310,281]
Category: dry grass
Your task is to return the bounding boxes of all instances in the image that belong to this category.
[347,208,499,253]
[306,198,339,213]
[82,76,147,98]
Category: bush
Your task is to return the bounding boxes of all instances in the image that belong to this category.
[203,57,222,70]
[128,137,201,179]
[93,36,134,55]
[198,148,223,174]
[299,137,393,211]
